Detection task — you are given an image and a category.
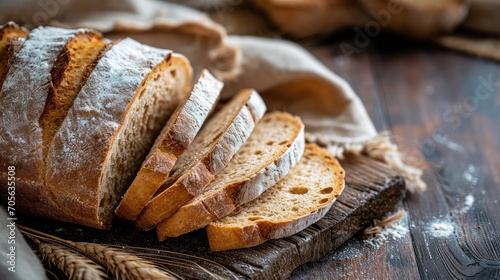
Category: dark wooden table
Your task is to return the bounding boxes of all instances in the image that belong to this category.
[287,36,500,279]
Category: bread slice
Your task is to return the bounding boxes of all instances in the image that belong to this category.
[0,26,108,226]
[157,112,305,240]
[42,38,192,228]
[135,89,266,230]
[0,22,29,88]
[206,144,345,251]
[115,69,223,221]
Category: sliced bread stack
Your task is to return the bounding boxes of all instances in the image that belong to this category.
[157,111,305,240]
[115,70,223,221]
[0,24,346,251]
[0,25,193,228]
[135,89,267,230]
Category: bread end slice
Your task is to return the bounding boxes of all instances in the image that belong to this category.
[206,144,345,251]
[115,70,222,221]
[157,112,306,239]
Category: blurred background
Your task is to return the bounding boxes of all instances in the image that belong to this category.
[1,1,499,279]
[1,0,500,61]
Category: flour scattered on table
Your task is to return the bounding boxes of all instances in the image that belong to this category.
[427,220,454,238]
[461,194,474,213]
[364,211,409,248]
[463,164,478,186]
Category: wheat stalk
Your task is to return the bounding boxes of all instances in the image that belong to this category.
[19,226,178,280]
[68,241,177,280]
[38,241,107,280]
[24,234,105,280]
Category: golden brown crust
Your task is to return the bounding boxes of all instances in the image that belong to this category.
[357,0,468,38]
[0,37,25,89]
[0,22,29,88]
[0,22,29,51]
[136,161,214,230]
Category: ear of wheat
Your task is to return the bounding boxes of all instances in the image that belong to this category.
[68,241,178,280]
[19,225,178,280]
[38,241,107,280]
[25,234,106,280]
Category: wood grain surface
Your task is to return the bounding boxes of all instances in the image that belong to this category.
[290,35,500,279]
[19,156,405,279]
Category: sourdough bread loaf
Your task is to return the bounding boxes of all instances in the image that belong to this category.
[157,112,305,239]
[135,89,266,230]
[206,144,345,251]
[115,69,222,221]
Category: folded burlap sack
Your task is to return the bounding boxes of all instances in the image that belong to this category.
[0,0,425,192]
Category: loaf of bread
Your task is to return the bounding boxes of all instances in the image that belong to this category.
[206,144,345,251]
[0,24,346,251]
[135,89,266,230]
[157,111,305,239]
[0,26,192,228]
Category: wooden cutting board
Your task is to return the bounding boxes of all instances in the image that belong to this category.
[19,155,405,280]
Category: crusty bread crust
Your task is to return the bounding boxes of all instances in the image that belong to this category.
[157,112,305,239]
[115,69,222,221]
[206,144,345,251]
[0,37,25,89]
[0,22,29,88]
[43,38,192,228]
[0,22,29,50]
[135,89,266,230]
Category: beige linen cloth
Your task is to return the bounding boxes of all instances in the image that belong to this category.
[0,0,425,192]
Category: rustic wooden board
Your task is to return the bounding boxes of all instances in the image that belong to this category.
[19,155,405,279]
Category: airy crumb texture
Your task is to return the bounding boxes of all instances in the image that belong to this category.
[135,89,266,230]
[157,111,305,239]
[115,69,222,221]
[206,144,345,251]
